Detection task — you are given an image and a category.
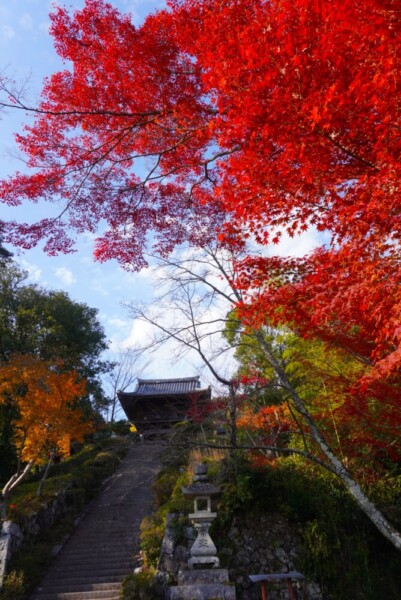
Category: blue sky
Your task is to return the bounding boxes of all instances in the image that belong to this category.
[0,0,323,396]
[0,0,186,382]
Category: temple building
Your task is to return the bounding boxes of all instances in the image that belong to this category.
[118,376,212,432]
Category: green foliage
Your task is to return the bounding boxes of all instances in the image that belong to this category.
[109,419,131,436]
[0,570,25,600]
[140,514,166,568]
[120,568,161,600]
[213,454,401,599]
[5,438,128,522]
[161,422,204,469]
[140,467,190,569]
[0,259,113,485]
[152,470,180,507]
[0,403,18,483]
[0,261,112,465]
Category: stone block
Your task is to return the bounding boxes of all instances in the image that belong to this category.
[170,582,236,600]
[178,568,230,586]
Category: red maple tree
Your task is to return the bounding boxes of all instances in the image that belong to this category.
[1,0,401,547]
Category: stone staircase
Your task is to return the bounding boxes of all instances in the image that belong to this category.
[29,440,162,600]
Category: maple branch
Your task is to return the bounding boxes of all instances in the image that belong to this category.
[193,442,337,474]
[320,130,378,171]
[0,80,162,120]
[285,398,312,455]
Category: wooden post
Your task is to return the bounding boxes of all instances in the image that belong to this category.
[287,581,295,600]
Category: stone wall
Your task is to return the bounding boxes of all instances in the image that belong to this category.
[0,489,69,587]
[221,513,323,600]
[157,512,324,600]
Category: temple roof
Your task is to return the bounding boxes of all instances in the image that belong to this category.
[117,376,211,430]
[125,376,207,397]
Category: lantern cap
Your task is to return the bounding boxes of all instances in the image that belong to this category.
[182,483,221,497]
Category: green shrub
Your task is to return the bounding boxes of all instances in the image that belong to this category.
[140,515,166,568]
[121,568,160,600]
[212,454,401,600]
[152,470,179,507]
[0,571,25,600]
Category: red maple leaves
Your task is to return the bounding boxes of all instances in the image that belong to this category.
[1,0,401,463]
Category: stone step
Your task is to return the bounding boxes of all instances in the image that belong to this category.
[54,554,135,562]
[41,575,124,586]
[34,582,121,594]
[64,531,136,537]
[30,592,120,600]
[28,442,162,600]
[47,561,138,575]
[45,566,135,578]
[52,546,135,560]
[59,539,137,547]
[50,555,137,564]
[65,546,136,552]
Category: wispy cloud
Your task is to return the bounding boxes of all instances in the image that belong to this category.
[1,24,15,42]
[20,12,33,30]
[108,317,130,329]
[21,259,42,283]
[54,267,76,286]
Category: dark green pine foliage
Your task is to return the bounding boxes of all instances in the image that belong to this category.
[0,256,111,483]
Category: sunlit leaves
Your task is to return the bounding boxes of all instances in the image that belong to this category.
[0,354,91,464]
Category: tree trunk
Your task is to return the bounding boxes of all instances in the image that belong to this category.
[255,331,401,551]
[1,459,35,518]
[37,451,55,497]
[227,385,238,449]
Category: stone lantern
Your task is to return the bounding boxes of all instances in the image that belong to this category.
[182,463,221,569]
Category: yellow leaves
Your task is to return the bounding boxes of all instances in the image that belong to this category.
[0,354,92,465]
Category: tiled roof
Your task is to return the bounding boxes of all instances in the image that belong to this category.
[134,376,204,396]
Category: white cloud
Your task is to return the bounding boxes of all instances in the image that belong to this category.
[91,280,110,297]
[54,267,76,286]
[108,317,130,329]
[259,226,330,258]
[1,25,15,42]
[20,12,33,30]
[117,318,155,350]
[271,229,321,257]
[21,260,42,283]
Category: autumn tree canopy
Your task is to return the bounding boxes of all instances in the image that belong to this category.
[0,354,91,506]
[1,0,401,546]
[0,259,110,407]
[0,0,399,377]
[0,258,110,482]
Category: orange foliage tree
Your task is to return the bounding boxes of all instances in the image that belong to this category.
[0,354,91,511]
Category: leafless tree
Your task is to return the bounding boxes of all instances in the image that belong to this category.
[104,347,148,423]
[125,243,401,550]
[125,244,246,446]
